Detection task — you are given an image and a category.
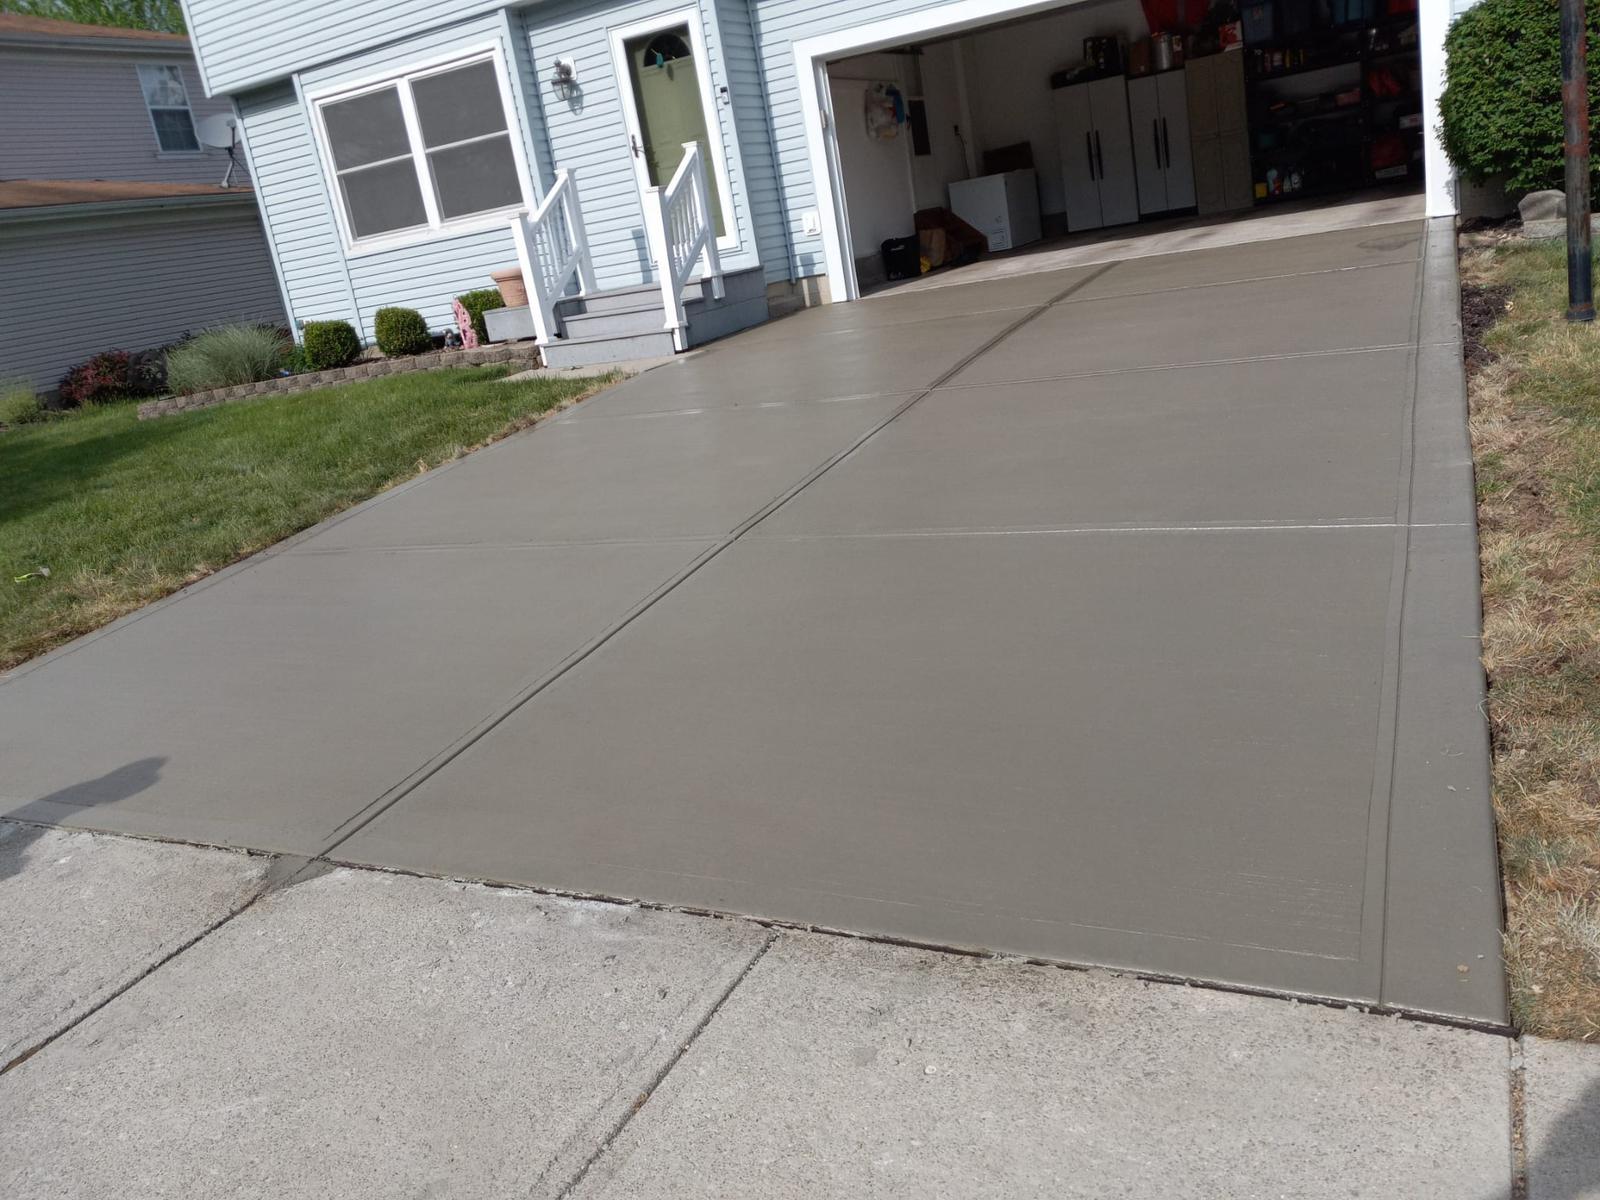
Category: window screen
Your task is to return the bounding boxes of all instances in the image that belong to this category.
[410,61,522,221]
[319,58,523,243]
[137,64,199,153]
[322,85,428,239]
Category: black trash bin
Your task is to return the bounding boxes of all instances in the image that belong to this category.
[880,236,920,281]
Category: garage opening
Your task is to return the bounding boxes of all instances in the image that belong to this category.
[821,0,1425,295]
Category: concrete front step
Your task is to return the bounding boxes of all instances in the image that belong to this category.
[561,301,682,340]
[539,327,679,368]
[490,265,771,369]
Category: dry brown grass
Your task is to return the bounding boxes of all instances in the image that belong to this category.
[1461,236,1600,1041]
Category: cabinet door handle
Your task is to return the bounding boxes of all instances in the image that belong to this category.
[1152,118,1161,167]
[1095,130,1104,180]
[1085,131,1096,180]
[1162,117,1171,168]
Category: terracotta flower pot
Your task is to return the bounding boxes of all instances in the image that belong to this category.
[490,266,529,308]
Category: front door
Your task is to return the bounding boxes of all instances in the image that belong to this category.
[611,11,737,253]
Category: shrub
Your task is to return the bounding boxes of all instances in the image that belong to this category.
[373,306,432,357]
[455,288,505,346]
[128,344,173,395]
[1440,0,1600,193]
[58,350,133,407]
[301,320,362,371]
[165,324,290,395]
[281,344,311,375]
[0,378,42,426]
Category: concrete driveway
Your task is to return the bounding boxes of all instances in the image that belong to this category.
[0,217,1505,1024]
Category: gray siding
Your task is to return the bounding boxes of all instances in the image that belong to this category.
[0,205,286,391]
[0,48,242,184]
[524,0,761,290]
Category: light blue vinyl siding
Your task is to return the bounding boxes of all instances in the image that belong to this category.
[524,0,761,290]
[746,0,971,284]
[236,15,546,341]
[506,7,557,192]
[715,0,787,281]
[184,0,509,96]
[236,82,358,330]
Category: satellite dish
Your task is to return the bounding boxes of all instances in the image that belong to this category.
[196,114,242,188]
[197,113,236,149]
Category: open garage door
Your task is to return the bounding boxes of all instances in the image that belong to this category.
[806,0,1438,302]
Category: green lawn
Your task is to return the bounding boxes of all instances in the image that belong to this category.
[0,366,608,671]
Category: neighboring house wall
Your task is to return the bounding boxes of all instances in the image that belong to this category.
[0,48,241,184]
[0,204,286,390]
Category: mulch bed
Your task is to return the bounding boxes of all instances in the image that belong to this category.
[1461,282,1512,373]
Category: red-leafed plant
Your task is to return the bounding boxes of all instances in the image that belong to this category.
[57,350,133,408]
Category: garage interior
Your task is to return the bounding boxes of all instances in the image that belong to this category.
[826,0,1424,290]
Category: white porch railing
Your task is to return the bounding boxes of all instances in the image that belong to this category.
[642,141,725,352]
[508,168,598,347]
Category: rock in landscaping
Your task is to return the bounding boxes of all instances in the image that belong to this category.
[1519,189,1566,224]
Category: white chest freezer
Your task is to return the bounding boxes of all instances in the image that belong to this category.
[947,168,1043,253]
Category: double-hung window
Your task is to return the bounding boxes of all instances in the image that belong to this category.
[316,55,526,247]
[138,64,200,153]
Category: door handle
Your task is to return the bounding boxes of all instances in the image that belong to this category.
[1152,118,1160,167]
[1162,118,1171,169]
[1085,131,1096,180]
[1094,130,1104,180]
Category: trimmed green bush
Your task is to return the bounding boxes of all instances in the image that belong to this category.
[455,288,505,346]
[165,324,291,395]
[301,320,362,371]
[1440,0,1600,193]
[374,306,433,357]
[0,378,42,426]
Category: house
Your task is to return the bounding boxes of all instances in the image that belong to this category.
[176,0,1463,368]
[0,14,285,393]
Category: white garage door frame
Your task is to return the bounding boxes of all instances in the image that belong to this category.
[792,0,1459,305]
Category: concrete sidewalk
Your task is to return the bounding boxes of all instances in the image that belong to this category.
[2,821,1594,1199]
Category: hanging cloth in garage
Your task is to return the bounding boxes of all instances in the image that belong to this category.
[864,82,904,141]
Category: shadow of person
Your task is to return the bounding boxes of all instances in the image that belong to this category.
[0,757,167,883]
[1521,1073,1600,1200]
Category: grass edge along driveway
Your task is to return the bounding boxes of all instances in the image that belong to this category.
[0,366,612,672]
[1461,233,1600,1042]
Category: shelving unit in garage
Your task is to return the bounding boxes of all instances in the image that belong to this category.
[1244,12,1422,204]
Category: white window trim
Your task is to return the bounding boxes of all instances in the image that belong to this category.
[607,8,741,256]
[137,62,202,156]
[305,43,534,258]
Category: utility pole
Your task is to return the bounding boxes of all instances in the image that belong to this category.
[1562,0,1594,321]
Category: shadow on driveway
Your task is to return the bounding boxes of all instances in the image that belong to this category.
[0,756,166,882]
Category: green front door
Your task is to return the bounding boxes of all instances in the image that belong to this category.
[624,24,726,239]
